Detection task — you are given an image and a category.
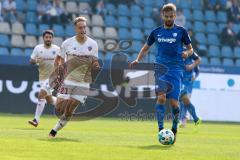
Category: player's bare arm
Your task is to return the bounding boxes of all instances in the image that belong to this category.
[186,57,201,71]
[182,44,193,59]
[29,57,43,65]
[130,44,151,68]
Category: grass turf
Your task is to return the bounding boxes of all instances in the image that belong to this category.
[0,114,239,160]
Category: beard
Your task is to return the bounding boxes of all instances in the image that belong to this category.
[165,20,174,27]
[44,41,51,46]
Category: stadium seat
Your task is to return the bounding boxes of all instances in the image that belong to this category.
[91,15,104,27]
[143,18,155,29]
[10,48,24,56]
[25,12,37,23]
[105,15,117,27]
[221,46,233,58]
[235,59,240,66]
[38,36,44,44]
[193,21,205,33]
[131,29,144,41]
[147,53,155,63]
[191,0,202,9]
[195,33,207,45]
[232,24,240,34]
[179,0,191,9]
[38,24,50,35]
[130,5,142,17]
[95,39,104,52]
[205,10,216,22]
[143,6,152,17]
[129,40,143,52]
[105,27,118,40]
[15,0,26,11]
[207,34,220,46]
[222,58,234,66]
[118,28,130,40]
[11,22,24,35]
[183,9,192,21]
[193,10,204,21]
[53,37,63,46]
[0,47,9,55]
[219,0,227,9]
[26,0,37,11]
[167,0,177,4]
[105,3,117,15]
[218,23,226,33]
[144,28,152,37]
[200,57,209,65]
[79,2,92,14]
[210,57,221,66]
[185,21,192,29]
[52,25,65,37]
[217,11,227,23]
[80,14,91,26]
[11,35,24,47]
[206,22,218,34]
[118,4,130,16]
[25,36,37,48]
[86,27,91,37]
[25,23,38,36]
[0,34,10,47]
[92,27,104,39]
[233,47,240,58]
[208,45,221,57]
[131,17,143,29]
[65,1,78,14]
[142,0,154,6]
[65,25,75,37]
[0,22,11,34]
[24,48,33,56]
[118,16,130,28]
[155,0,164,7]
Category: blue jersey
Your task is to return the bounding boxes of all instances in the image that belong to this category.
[183,52,200,81]
[147,24,191,72]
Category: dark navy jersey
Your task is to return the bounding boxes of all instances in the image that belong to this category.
[183,52,200,80]
[147,24,191,71]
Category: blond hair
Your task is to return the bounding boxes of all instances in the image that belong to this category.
[74,16,87,25]
[161,3,177,13]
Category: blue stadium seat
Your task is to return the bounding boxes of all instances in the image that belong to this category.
[118,16,130,28]
[15,0,26,11]
[105,3,116,15]
[221,46,233,58]
[167,0,177,4]
[155,0,164,7]
[218,23,226,33]
[206,22,218,34]
[232,24,240,34]
[217,11,227,23]
[179,0,191,9]
[147,53,155,63]
[185,21,192,29]
[191,0,202,9]
[0,34,10,47]
[207,34,220,46]
[222,58,234,66]
[65,25,75,37]
[27,0,37,11]
[219,0,227,8]
[208,45,221,57]
[52,25,65,37]
[183,9,192,21]
[193,10,204,21]
[143,18,155,29]
[131,29,144,41]
[205,10,216,22]
[144,29,152,36]
[24,48,33,56]
[0,47,9,55]
[234,47,240,58]
[25,23,38,36]
[118,28,130,40]
[195,33,207,45]
[130,5,142,17]
[38,24,50,35]
[11,48,24,56]
[235,59,240,66]
[130,41,143,52]
[118,4,130,16]
[200,57,209,65]
[131,17,143,29]
[25,12,37,23]
[210,57,221,66]
[193,21,205,32]
[142,0,154,6]
[143,6,152,17]
[105,15,117,27]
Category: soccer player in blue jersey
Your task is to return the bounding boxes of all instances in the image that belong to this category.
[130,3,193,144]
[179,51,202,128]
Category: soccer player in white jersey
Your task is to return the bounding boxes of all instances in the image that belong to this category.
[28,30,60,127]
[49,17,100,137]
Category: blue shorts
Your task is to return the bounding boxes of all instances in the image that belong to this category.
[155,70,183,101]
[180,78,193,96]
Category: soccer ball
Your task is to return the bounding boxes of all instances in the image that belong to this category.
[158,129,175,145]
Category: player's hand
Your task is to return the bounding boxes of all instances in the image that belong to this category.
[36,57,43,63]
[182,51,189,59]
[185,64,194,71]
[129,59,139,68]
[191,76,196,81]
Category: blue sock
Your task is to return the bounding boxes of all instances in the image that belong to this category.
[172,107,180,131]
[155,104,165,131]
[179,102,187,121]
[186,103,199,122]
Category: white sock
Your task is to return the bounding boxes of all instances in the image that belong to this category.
[34,99,46,122]
[51,96,57,106]
[53,115,69,132]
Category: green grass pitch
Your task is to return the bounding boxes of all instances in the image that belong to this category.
[0,114,240,160]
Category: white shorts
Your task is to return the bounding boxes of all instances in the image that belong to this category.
[57,80,89,103]
[40,79,53,95]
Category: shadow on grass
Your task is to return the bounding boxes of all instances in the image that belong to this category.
[126,144,173,150]
[14,128,46,131]
[38,137,80,143]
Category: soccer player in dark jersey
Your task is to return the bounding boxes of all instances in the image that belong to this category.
[179,51,202,128]
[130,3,193,144]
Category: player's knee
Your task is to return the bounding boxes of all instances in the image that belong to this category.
[182,95,190,106]
[38,90,47,99]
[157,94,166,104]
[169,99,179,108]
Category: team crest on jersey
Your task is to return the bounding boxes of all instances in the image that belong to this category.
[52,51,56,55]
[73,47,76,50]
[172,33,178,37]
[88,46,92,51]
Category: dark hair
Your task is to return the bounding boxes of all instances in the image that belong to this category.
[161,3,177,13]
[42,30,54,37]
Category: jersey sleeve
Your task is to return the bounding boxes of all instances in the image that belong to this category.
[146,30,155,46]
[93,41,98,58]
[182,28,191,46]
[30,46,38,60]
[194,66,200,78]
[191,52,200,60]
[58,42,67,58]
